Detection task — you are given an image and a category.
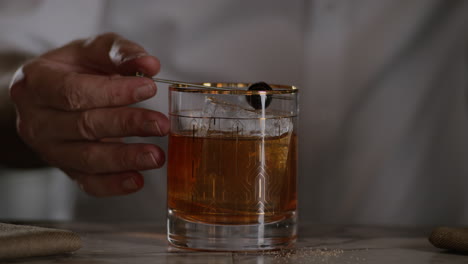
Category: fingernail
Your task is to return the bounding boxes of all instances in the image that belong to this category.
[121,53,149,64]
[121,177,139,191]
[143,120,162,135]
[138,152,159,167]
[134,84,155,101]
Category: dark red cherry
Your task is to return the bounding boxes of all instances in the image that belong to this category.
[246,82,273,110]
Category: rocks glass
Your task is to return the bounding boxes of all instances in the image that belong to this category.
[167,82,298,251]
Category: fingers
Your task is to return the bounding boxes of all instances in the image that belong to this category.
[67,170,144,197]
[22,60,157,111]
[46,142,165,175]
[74,107,170,140]
[34,107,169,140]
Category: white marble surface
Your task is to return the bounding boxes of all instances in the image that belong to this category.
[1,222,465,263]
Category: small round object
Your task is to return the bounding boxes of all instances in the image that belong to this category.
[246,82,273,110]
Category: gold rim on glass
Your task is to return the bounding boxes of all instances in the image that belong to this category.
[169,82,298,95]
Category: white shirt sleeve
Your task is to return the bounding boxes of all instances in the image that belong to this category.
[0,0,105,54]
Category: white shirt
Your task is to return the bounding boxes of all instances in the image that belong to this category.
[0,0,467,226]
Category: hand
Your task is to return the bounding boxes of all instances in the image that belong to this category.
[9,33,169,197]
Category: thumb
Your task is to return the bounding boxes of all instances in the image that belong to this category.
[44,32,161,77]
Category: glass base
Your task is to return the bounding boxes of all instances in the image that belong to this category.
[167,209,297,251]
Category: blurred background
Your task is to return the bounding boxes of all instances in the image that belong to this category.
[1,0,468,226]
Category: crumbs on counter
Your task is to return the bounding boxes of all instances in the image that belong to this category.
[236,247,369,264]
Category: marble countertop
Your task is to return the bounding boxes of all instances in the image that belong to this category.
[2,222,465,264]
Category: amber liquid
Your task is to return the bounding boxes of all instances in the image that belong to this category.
[168,131,297,225]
